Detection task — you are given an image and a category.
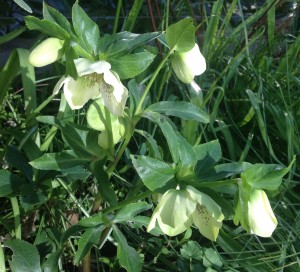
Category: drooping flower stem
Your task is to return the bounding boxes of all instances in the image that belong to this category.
[104,106,115,155]
[134,48,174,116]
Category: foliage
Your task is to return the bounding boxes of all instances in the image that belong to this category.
[0,0,299,272]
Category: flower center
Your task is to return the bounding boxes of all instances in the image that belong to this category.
[84,73,102,87]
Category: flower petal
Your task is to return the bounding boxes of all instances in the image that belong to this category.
[147,189,196,236]
[101,70,128,116]
[248,189,278,237]
[64,76,100,109]
[74,58,111,76]
[182,44,206,76]
[187,186,224,221]
[53,76,67,95]
[192,205,223,241]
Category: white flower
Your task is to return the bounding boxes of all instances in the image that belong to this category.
[248,189,278,237]
[54,58,128,116]
[171,43,206,92]
[147,186,224,241]
[29,38,64,67]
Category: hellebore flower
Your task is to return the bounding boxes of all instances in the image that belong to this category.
[147,186,224,241]
[29,37,64,67]
[171,43,206,92]
[247,189,278,237]
[54,58,128,116]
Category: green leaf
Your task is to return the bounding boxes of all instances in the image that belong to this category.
[194,140,222,163]
[5,145,33,181]
[110,51,155,79]
[58,122,103,158]
[44,250,62,272]
[180,241,203,260]
[75,225,105,264]
[242,158,295,191]
[143,112,180,163]
[90,160,118,206]
[0,26,26,46]
[0,170,23,197]
[146,101,209,123]
[203,248,223,268]
[104,32,159,56]
[195,162,252,182]
[5,239,42,272]
[30,150,90,171]
[43,3,73,36]
[165,18,195,52]
[131,155,176,192]
[113,225,142,272]
[114,202,152,223]
[72,1,100,55]
[24,16,70,40]
[60,213,105,244]
[19,183,47,212]
[13,0,32,13]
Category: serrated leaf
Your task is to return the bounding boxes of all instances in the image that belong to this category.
[242,157,295,191]
[44,250,62,272]
[75,225,105,264]
[113,225,142,272]
[5,239,42,272]
[110,52,155,79]
[180,241,203,260]
[30,150,90,171]
[19,183,47,212]
[72,2,100,55]
[195,162,252,182]
[131,155,176,192]
[0,170,23,197]
[24,16,70,39]
[90,160,117,206]
[13,0,32,13]
[43,3,73,36]
[114,202,152,223]
[147,101,209,123]
[165,18,195,52]
[194,140,222,163]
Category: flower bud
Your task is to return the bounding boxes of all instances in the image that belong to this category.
[171,43,206,84]
[29,37,64,67]
[248,189,278,237]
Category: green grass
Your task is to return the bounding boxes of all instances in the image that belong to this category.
[0,0,299,271]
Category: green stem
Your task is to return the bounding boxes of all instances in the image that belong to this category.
[57,178,90,218]
[113,0,122,34]
[104,107,115,155]
[134,49,174,116]
[0,238,5,272]
[10,197,21,239]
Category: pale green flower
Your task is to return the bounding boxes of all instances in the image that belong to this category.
[248,189,278,237]
[29,37,64,67]
[54,58,128,116]
[148,186,224,241]
[171,43,206,92]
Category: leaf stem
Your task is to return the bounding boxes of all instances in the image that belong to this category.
[10,197,21,239]
[134,49,174,116]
